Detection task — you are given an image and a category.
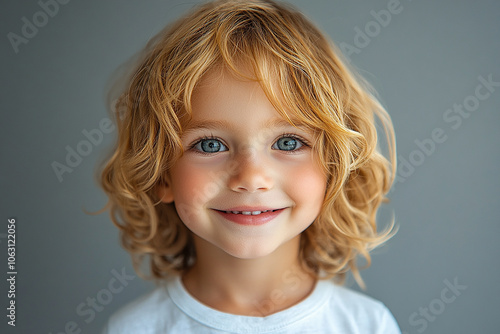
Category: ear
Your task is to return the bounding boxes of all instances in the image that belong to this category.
[156,175,174,203]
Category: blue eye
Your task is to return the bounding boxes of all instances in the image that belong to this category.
[194,138,228,153]
[273,136,304,151]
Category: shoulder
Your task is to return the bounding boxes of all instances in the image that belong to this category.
[101,284,176,334]
[328,281,387,312]
[317,280,401,333]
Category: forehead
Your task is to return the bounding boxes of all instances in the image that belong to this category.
[192,67,267,111]
[180,62,319,137]
[187,66,291,126]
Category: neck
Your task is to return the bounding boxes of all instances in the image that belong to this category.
[182,235,316,316]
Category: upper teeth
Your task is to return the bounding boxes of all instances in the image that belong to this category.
[226,210,272,215]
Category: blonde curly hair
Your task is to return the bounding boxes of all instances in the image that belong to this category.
[99,0,397,289]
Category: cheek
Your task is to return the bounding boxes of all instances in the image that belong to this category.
[170,160,213,206]
[286,160,327,212]
[169,160,217,229]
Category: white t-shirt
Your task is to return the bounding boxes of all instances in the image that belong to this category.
[102,276,401,333]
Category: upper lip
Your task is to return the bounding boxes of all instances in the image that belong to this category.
[213,206,285,212]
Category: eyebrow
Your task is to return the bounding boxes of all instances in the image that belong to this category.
[183,117,306,133]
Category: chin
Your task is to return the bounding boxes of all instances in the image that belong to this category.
[221,241,281,260]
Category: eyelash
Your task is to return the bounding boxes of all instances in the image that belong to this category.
[188,133,310,155]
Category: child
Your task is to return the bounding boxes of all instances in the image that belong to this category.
[99,0,400,332]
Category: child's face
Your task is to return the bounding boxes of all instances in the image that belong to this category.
[159,66,327,259]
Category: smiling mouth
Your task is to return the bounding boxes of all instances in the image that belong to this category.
[212,208,286,225]
[215,209,282,215]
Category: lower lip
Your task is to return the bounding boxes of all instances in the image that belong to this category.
[214,209,286,226]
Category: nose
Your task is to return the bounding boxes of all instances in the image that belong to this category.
[228,150,274,193]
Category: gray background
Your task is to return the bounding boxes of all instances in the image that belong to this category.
[1,0,499,333]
